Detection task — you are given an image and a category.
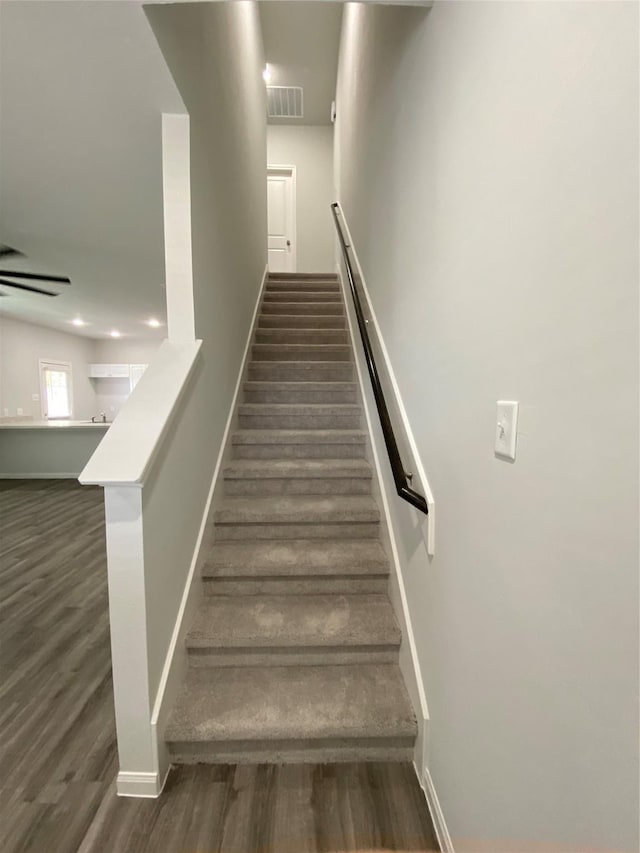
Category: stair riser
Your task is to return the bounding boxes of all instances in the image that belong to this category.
[238,415,361,430]
[214,522,380,541]
[243,388,357,404]
[168,740,415,765]
[263,292,341,303]
[255,329,348,344]
[224,478,371,497]
[261,303,344,315]
[252,346,351,362]
[248,364,354,381]
[268,273,338,281]
[188,647,399,667]
[259,316,346,329]
[266,283,340,293]
[232,444,366,460]
[203,577,389,595]
[202,575,389,595]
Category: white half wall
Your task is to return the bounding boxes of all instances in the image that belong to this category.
[335,3,639,851]
[267,125,334,272]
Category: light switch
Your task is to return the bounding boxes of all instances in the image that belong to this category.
[495,401,518,461]
[17,408,23,416]
[32,394,39,402]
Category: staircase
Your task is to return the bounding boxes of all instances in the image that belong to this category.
[165,272,417,764]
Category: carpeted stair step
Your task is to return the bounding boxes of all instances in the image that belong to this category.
[186,594,401,666]
[261,301,343,315]
[165,663,416,764]
[255,328,348,344]
[252,343,351,362]
[266,281,340,293]
[243,381,358,404]
[202,538,389,595]
[263,291,341,303]
[248,361,355,382]
[213,495,380,541]
[238,403,360,430]
[231,429,367,460]
[268,272,338,281]
[259,314,346,329]
[223,458,372,496]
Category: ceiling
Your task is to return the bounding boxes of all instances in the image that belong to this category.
[259,2,343,126]
[0,0,345,341]
[0,1,185,340]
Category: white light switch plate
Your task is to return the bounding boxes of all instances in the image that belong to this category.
[495,401,518,461]
[32,393,40,402]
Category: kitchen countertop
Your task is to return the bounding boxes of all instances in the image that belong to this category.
[0,420,111,430]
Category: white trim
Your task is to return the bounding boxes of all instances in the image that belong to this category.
[148,263,269,789]
[416,764,455,853]
[337,257,430,773]
[39,358,74,420]
[267,164,297,273]
[116,770,168,799]
[333,201,435,554]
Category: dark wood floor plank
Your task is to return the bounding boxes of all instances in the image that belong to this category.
[1,479,439,853]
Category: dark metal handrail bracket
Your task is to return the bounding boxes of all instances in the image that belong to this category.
[331,203,428,515]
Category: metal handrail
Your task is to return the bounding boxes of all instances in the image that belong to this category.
[331,203,428,515]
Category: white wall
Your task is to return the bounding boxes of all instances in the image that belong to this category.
[335,3,639,852]
[267,125,334,272]
[0,314,97,419]
[91,338,162,419]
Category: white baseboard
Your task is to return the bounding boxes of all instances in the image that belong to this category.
[148,263,269,790]
[418,764,455,853]
[0,472,79,479]
[336,253,431,777]
[116,769,169,798]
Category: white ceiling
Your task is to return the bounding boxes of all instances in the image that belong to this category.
[0,1,185,340]
[259,2,343,126]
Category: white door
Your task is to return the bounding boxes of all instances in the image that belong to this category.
[267,167,296,273]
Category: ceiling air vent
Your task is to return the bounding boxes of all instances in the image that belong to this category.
[267,86,303,119]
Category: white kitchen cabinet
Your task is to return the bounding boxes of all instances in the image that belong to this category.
[89,363,130,379]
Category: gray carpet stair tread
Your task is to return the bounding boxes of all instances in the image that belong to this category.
[238,403,361,415]
[165,664,416,743]
[187,594,401,649]
[232,429,367,445]
[223,459,372,479]
[203,539,389,577]
[214,496,380,525]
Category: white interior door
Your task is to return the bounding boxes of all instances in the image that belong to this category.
[267,167,296,273]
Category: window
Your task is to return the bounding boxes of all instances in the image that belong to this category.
[39,360,73,419]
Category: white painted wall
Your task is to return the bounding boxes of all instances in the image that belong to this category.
[267,125,334,271]
[335,3,639,852]
[0,314,97,419]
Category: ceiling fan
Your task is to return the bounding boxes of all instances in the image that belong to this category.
[0,245,71,297]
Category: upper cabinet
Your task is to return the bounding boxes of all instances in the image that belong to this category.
[88,363,131,379]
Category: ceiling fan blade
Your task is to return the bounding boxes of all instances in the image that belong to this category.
[0,278,58,297]
[0,269,71,284]
[0,246,24,259]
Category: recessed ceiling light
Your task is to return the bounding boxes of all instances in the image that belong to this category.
[147,318,161,328]
[110,330,121,338]
[262,65,272,84]
[71,318,86,327]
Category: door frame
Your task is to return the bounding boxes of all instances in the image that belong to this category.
[267,164,297,273]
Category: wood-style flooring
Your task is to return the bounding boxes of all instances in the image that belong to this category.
[0,479,439,853]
